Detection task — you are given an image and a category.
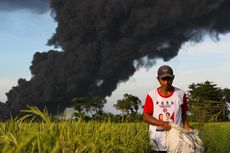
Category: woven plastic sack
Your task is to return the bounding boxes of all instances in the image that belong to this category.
[166,123,204,153]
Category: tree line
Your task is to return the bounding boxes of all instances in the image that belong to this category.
[188,81,230,122]
[71,93,143,122]
[71,81,230,122]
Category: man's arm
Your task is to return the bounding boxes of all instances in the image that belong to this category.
[143,112,171,131]
[182,93,192,130]
[182,107,192,130]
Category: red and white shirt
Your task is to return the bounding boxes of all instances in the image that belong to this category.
[144,86,188,131]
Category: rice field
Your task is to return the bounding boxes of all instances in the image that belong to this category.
[199,122,230,153]
[0,107,229,153]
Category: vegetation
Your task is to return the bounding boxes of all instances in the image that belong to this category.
[113,94,142,114]
[0,106,151,153]
[187,81,230,122]
[71,94,143,122]
[199,122,230,153]
[0,106,229,153]
[72,96,107,119]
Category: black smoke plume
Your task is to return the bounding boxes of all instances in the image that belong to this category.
[1,0,230,119]
[0,0,49,14]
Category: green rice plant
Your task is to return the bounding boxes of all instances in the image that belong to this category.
[200,122,230,153]
[20,105,51,124]
[0,106,152,153]
[0,106,229,153]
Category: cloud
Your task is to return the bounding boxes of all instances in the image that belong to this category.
[2,0,230,119]
[0,0,49,14]
[0,78,16,102]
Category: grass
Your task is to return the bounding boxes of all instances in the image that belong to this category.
[0,106,229,153]
[199,122,230,153]
[0,106,151,153]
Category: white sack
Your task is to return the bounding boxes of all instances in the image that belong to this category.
[166,123,204,153]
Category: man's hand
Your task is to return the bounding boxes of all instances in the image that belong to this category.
[162,121,171,131]
[183,124,193,131]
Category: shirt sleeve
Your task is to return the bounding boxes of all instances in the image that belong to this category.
[143,94,153,115]
[182,94,189,112]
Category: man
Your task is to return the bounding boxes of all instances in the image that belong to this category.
[143,65,192,152]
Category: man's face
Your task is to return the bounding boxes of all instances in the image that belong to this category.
[157,76,174,90]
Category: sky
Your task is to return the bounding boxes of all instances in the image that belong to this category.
[1,9,230,114]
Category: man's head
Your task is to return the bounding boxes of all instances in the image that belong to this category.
[157,65,174,79]
[157,65,174,90]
